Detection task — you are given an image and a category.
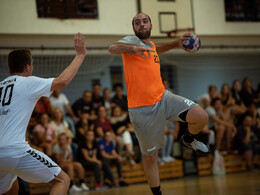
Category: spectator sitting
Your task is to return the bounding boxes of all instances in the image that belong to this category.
[103,88,113,117]
[218,83,246,114]
[98,130,128,187]
[72,90,93,118]
[92,83,104,111]
[79,130,104,190]
[53,133,89,193]
[50,107,73,144]
[75,111,94,145]
[111,83,128,113]
[241,77,258,107]
[162,78,174,93]
[205,97,236,154]
[33,97,53,118]
[110,106,136,166]
[94,106,114,139]
[32,113,56,156]
[198,85,218,107]
[231,80,243,105]
[49,89,79,136]
[234,114,260,171]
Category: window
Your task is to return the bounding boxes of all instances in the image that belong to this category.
[36,0,98,19]
[225,0,260,21]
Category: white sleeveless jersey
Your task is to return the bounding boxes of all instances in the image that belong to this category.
[0,75,54,157]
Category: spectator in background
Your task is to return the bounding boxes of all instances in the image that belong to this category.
[110,106,136,166]
[94,106,114,139]
[247,103,259,128]
[234,114,260,171]
[218,83,246,115]
[98,130,128,187]
[50,108,73,144]
[231,80,243,105]
[53,133,89,193]
[92,83,104,111]
[159,121,176,163]
[241,77,258,107]
[198,85,218,107]
[72,90,93,118]
[75,111,94,145]
[111,83,128,113]
[162,78,174,93]
[33,97,53,117]
[205,97,236,154]
[103,88,113,117]
[79,130,104,190]
[50,89,79,137]
[32,113,56,156]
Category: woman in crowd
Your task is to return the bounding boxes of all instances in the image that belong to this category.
[53,133,89,193]
[32,113,56,156]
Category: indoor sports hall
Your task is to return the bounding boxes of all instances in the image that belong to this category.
[0,0,260,195]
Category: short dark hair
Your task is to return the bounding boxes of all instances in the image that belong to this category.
[208,85,217,92]
[132,13,152,27]
[113,83,123,91]
[211,97,221,106]
[8,50,32,74]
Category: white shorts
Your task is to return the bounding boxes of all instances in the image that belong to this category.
[0,147,61,194]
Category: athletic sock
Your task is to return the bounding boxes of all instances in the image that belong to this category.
[79,179,85,184]
[183,130,195,143]
[151,186,162,195]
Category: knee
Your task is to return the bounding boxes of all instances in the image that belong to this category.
[199,110,209,126]
[143,152,157,164]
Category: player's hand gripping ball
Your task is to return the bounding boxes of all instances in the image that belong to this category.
[182,34,201,54]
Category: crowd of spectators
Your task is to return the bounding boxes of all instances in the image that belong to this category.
[26,77,260,192]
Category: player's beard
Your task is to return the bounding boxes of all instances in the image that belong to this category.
[135,28,151,40]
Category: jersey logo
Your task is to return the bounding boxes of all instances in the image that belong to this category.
[154,55,160,63]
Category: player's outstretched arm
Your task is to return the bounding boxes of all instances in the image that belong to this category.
[51,33,87,91]
[109,43,154,58]
[156,33,191,54]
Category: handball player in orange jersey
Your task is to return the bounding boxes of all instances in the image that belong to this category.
[109,13,209,195]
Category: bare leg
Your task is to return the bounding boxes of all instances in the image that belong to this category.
[186,106,208,134]
[215,125,225,150]
[142,151,160,187]
[244,150,253,168]
[73,162,85,179]
[49,170,70,195]
[3,178,19,195]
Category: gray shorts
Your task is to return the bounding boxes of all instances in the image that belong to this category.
[128,90,198,156]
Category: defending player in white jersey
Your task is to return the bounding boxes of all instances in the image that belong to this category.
[0,33,86,195]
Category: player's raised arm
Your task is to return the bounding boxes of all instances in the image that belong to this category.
[108,43,154,58]
[155,33,191,54]
[51,32,87,91]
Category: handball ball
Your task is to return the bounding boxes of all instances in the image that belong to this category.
[182,34,201,54]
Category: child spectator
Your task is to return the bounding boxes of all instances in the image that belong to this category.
[98,130,128,187]
[53,133,89,193]
[79,130,104,190]
[32,113,56,156]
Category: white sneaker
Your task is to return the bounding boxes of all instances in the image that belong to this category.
[162,156,169,162]
[81,183,90,191]
[69,184,83,193]
[167,156,175,162]
[180,135,210,154]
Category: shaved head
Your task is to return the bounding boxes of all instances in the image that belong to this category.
[132,13,151,27]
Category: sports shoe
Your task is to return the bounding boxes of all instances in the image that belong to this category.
[81,183,90,191]
[180,135,210,154]
[69,184,83,193]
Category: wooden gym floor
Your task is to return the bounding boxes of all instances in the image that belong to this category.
[71,170,260,195]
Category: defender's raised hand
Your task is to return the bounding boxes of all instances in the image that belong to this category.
[74,32,87,56]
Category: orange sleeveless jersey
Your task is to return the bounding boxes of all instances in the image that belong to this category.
[122,41,165,108]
